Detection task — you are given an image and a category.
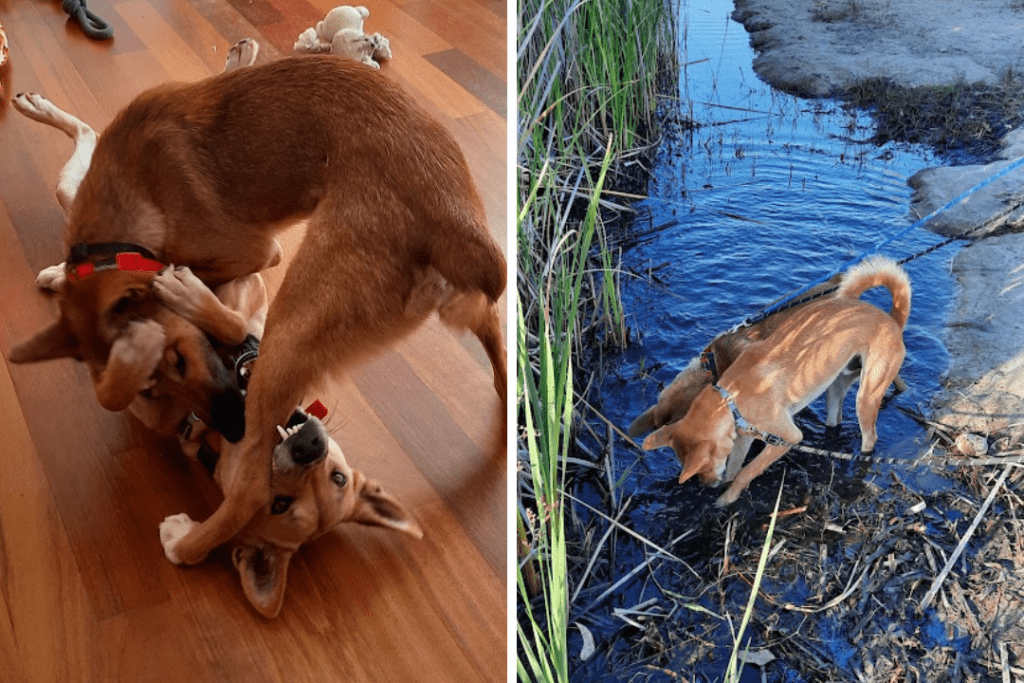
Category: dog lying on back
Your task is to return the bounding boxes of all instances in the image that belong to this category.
[635,257,911,506]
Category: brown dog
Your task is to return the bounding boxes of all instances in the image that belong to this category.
[10,49,506,600]
[640,257,911,506]
[628,269,908,439]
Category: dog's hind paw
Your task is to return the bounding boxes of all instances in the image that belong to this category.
[160,513,199,564]
[224,38,259,72]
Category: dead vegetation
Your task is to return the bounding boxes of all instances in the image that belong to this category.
[567,414,1024,682]
[845,77,1024,160]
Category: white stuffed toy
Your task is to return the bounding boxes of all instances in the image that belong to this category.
[293,5,392,70]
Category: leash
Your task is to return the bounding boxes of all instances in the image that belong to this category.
[792,443,1024,471]
[734,155,1024,331]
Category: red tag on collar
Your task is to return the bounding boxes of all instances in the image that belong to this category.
[305,400,328,420]
[115,252,164,272]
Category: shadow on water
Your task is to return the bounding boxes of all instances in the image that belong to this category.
[562,2,1010,681]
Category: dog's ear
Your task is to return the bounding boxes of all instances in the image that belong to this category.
[232,543,294,619]
[677,441,714,485]
[93,320,166,412]
[350,476,423,539]
[641,422,676,451]
[10,319,80,363]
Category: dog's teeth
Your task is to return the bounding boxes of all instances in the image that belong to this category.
[277,425,289,440]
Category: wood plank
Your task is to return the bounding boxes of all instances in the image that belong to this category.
[425,48,505,117]
[0,272,96,683]
[405,0,506,79]
[116,0,216,82]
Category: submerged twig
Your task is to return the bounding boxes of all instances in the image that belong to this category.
[920,466,1013,612]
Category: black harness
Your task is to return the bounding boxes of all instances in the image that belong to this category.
[180,333,261,475]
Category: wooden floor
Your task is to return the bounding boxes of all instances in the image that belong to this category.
[0,0,507,681]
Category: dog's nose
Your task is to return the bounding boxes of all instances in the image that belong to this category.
[289,419,328,466]
[210,389,246,442]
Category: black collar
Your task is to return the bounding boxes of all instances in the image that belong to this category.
[700,348,719,382]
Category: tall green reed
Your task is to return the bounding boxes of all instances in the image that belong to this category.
[517,1,678,681]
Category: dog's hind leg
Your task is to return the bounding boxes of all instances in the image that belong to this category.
[824,365,860,426]
[12,92,97,216]
[438,290,507,401]
[853,348,904,453]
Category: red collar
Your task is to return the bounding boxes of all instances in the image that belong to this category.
[67,251,165,281]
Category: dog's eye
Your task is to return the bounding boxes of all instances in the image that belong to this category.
[110,295,135,317]
[270,496,293,515]
[110,289,144,318]
[332,471,347,487]
[174,350,187,378]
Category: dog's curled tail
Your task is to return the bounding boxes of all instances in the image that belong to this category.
[837,256,912,328]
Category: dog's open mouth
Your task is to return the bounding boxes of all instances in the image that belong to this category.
[276,408,310,442]
[273,401,330,469]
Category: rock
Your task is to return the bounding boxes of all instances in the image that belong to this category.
[953,433,988,457]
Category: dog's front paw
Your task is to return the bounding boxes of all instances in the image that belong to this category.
[154,265,208,318]
[714,487,740,508]
[160,513,199,564]
[12,92,60,124]
[35,263,67,292]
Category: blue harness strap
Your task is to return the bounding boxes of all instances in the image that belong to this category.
[712,384,793,448]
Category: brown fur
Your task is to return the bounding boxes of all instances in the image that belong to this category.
[11,55,506,595]
[640,257,910,506]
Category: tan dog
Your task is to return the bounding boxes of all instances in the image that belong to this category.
[628,270,907,439]
[10,48,506,606]
[641,257,911,506]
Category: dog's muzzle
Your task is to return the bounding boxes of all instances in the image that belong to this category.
[274,410,328,468]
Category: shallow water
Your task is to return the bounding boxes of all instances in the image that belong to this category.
[569,1,977,680]
[596,1,955,497]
